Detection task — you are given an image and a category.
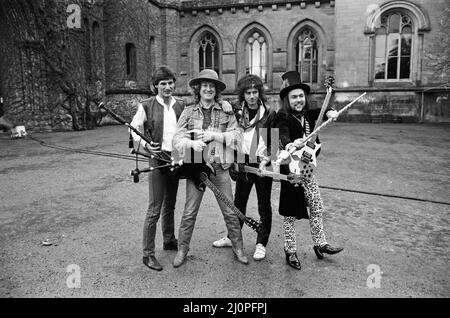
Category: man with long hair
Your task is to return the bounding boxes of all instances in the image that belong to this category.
[273,71,343,270]
[212,74,276,261]
[171,69,248,267]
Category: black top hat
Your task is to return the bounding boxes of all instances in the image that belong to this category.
[279,71,311,99]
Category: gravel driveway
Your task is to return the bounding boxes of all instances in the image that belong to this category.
[0,123,449,298]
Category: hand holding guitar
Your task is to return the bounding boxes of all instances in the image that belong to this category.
[189,139,207,152]
[291,138,307,152]
[276,149,291,164]
[197,130,218,143]
[326,110,339,121]
[256,157,270,177]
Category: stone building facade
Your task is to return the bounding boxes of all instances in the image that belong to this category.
[1,0,449,131]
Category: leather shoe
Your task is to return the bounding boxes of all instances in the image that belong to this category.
[173,250,188,268]
[143,256,163,271]
[285,251,301,270]
[313,244,344,260]
[232,248,249,265]
[163,239,178,251]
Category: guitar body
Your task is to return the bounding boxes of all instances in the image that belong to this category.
[176,162,216,192]
[174,131,217,191]
[289,141,321,180]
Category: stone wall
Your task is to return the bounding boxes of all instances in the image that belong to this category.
[333,0,449,122]
[177,0,335,95]
[104,0,164,93]
[2,0,449,131]
[0,0,106,131]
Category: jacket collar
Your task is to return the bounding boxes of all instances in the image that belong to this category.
[156,95,176,109]
[193,101,222,111]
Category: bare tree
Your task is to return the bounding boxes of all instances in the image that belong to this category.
[0,0,168,130]
[0,0,103,130]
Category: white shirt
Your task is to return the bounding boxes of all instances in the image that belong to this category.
[157,95,177,152]
[130,95,177,152]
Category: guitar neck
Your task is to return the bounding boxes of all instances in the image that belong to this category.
[310,92,367,138]
[242,165,288,182]
[310,87,333,143]
[199,173,246,219]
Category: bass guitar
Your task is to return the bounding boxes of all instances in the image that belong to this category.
[198,171,263,234]
[179,132,263,234]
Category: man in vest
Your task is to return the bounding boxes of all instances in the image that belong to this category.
[130,66,185,271]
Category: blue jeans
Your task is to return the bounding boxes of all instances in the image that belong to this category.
[143,159,179,257]
[178,163,244,252]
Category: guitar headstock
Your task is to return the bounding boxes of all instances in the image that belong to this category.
[246,217,263,234]
[324,76,335,93]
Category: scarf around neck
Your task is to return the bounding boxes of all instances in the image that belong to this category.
[239,100,266,130]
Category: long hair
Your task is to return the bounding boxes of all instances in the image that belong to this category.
[236,74,267,105]
[191,82,222,104]
[278,93,311,117]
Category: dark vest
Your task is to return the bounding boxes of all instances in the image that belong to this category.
[141,97,185,144]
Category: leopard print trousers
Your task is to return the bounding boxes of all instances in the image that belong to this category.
[283,175,327,253]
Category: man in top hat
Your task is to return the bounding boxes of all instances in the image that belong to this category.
[171,69,248,267]
[272,70,343,270]
[130,66,185,271]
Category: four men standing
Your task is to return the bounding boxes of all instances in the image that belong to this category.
[130,66,343,271]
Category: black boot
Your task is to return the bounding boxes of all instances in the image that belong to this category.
[285,250,301,270]
[313,244,344,260]
[143,256,163,271]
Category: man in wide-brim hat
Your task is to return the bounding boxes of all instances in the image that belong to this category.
[171,69,249,268]
[188,69,227,93]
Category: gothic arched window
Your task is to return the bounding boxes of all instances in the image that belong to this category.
[296,29,318,84]
[374,12,413,80]
[198,33,219,74]
[245,31,267,83]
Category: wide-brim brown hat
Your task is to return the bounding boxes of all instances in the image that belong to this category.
[189,69,226,92]
[279,70,310,99]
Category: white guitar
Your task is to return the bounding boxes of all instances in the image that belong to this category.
[288,77,334,179]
